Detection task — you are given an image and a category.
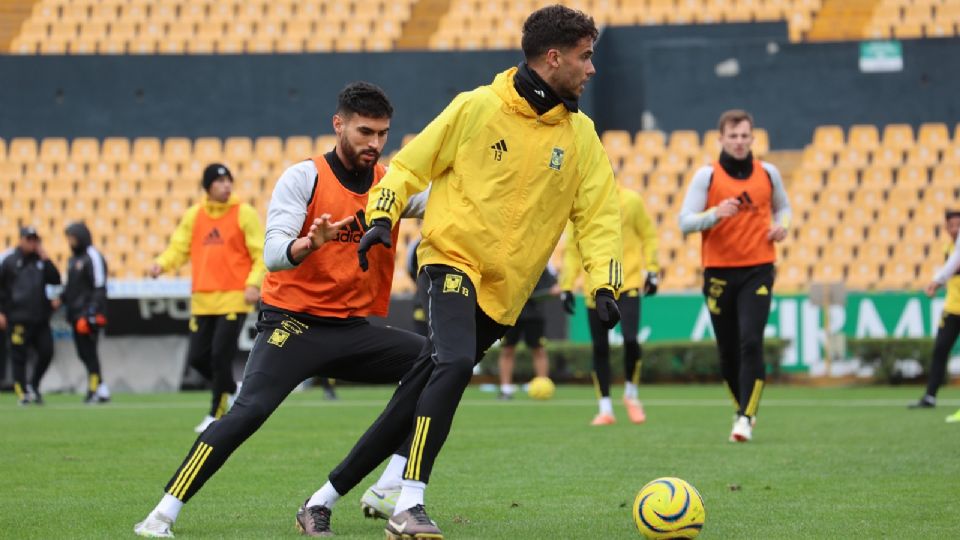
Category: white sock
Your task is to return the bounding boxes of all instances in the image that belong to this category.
[624,382,638,400]
[599,397,613,415]
[500,383,515,395]
[97,382,111,398]
[307,481,341,509]
[375,454,407,490]
[393,480,426,514]
[155,494,184,522]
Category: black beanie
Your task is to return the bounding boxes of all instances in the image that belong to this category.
[202,163,232,191]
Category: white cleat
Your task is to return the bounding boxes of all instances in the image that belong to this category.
[729,415,753,442]
[360,484,400,520]
[193,415,216,434]
[134,511,175,538]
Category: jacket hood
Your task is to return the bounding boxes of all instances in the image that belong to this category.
[490,68,571,125]
[65,222,92,251]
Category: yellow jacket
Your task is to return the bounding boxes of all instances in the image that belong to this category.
[155,195,266,315]
[560,186,659,307]
[366,67,623,325]
[943,240,960,315]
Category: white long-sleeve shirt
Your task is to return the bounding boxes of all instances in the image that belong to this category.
[678,162,791,234]
[264,160,428,271]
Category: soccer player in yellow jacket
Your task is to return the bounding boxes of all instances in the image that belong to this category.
[345,6,623,538]
[150,163,265,433]
[560,185,660,425]
[913,210,960,422]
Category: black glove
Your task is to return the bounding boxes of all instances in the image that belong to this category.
[560,291,575,315]
[643,273,659,297]
[357,218,393,272]
[594,288,620,329]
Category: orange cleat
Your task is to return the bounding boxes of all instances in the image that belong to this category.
[623,398,646,424]
[590,413,616,426]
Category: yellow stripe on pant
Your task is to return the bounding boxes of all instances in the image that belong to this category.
[745,380,765,417]
[405,416,431,481]
[169,442,213,500]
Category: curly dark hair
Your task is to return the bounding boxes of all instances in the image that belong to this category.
[521,5,598,60]
[336,81,393,119]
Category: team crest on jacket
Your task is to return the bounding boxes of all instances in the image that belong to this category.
[549,147,564,171]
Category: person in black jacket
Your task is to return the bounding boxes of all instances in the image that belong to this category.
[0,226,61,405]
[63,222,110,404]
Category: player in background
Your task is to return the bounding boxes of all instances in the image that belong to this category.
[353,6,623,538]
[912,210,960,421]
[560,185,660,424]
[62,221,111,403]
[149,163,266,433]
[678,109,791,443]
[0,226,61,405]
[497,267,558,400]
[134,82,429,538]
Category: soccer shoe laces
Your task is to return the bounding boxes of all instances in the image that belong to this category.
[307,505,332,530]
[408,505,434,525]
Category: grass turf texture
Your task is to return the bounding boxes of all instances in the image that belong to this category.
[2,385,959,539]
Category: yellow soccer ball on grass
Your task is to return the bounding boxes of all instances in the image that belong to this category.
[633,477,705,539]
[526,376,555,400]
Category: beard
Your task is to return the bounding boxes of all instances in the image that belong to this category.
[340,138,380,171]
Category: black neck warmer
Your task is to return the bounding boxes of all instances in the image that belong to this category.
[718,150,754,179]
[513,62,578,115]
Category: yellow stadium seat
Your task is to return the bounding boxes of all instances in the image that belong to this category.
[753,128,770,154]
[931,164,960,187]
[187,38,217,54]
[806,206,840,227]
[646,170,680,194]
[127,39,156,55]
[872,147,903,168]
[812,125,845,150]
[879,262,919,290]
[39,138,69,164]
[193,137,223,164]
[902,3,932,25]
[667,130,700,158]
[914,200,945,226]
[904,146,939,167]
[315,135,338,155]
[132,137,161,165]
[881,123,915,150]
[811,262,844,283]
[634,131,666,157]
[602,130,633,160]
[276,36,304,53]
[846,262,878,290]
[622,153,655,175]
[791,167,823,192]
[924,20,954,38]
[776,263,809,291]
[857,242,888,264]
[887,184,921,208]
[97,37,126,54]
[254,137,284,163]
[70,36,98,55]
[897,165,929,188]
[819,190,848,214]
[825,167,858,192]
[893,22,924,38]
[848,124,880,151]
[8,36,39,55]
[224,137,253,165]
[285,136,314,162]
[158,39,186,54]
[923,184,957,211]
[917,123,949,151]
[39,36,70,54]
[801,146,834,170]
[831,223,864,248]
[0,138,6,162]
[850,187,885,209]
[69,137,100,165]
[150,3,178,24]
[99,137,130,165]
[861,166,893,190]
[162,137,193,165]
[836,147,870,169]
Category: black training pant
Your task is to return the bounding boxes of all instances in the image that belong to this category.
[328,265,507,491]
[587,290,641,398]
[187,314,247,418]
[72,328,102,392]
[164,309,423,502]
[702,263,774,418]
[926,312,960,397]
[9,322,53,398]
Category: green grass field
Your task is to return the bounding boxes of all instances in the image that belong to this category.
[2,384,959,539]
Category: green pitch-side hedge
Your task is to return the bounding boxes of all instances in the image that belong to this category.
[478,339,788,383]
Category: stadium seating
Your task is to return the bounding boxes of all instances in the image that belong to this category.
[1,121,956,294]
[9,0,417,54]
